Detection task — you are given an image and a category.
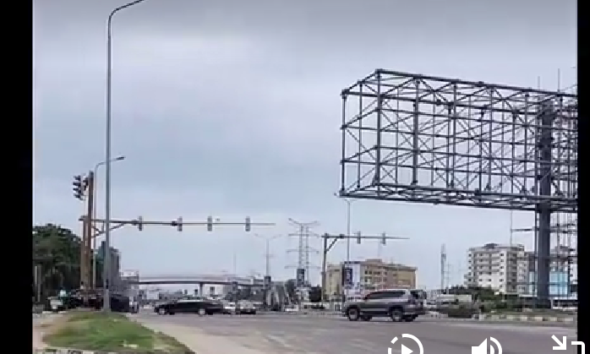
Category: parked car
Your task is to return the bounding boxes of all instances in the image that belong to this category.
[154,299,224,316]
[236,300,257,315]
[44,290,131,313]
[221,301,237,314]
[342,289,421,322]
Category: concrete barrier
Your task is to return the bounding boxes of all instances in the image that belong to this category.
[476,313,575,323]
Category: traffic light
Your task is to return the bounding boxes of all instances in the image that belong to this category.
[381,232,386,245]
[245,216,251,232]
[73,175,85,200]
[356,231,361,244]
[177,217,183,232]
[136,216,143,231]
[207,216,213,231]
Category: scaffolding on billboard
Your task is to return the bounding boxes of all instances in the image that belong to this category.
[339,69,578,302]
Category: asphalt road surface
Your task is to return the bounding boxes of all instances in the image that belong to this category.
[135,312,578,354]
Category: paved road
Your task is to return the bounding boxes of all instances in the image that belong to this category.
[135,312,578,354]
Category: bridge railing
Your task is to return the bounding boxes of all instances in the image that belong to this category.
[136,274,265,285]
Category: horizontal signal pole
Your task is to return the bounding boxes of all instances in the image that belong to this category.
[320,232,409,303]
[511,226,577,234]
[81,216,275,237]
[87,217,275,227]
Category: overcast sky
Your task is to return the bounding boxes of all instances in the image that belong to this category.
[33,0,577,288]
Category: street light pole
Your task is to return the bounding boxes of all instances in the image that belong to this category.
[345,199,352,262]
[255,234,281,310]
[105,0,149,311]
[92,156,125,289]
[334,193,355,263]
[255,234,282,277]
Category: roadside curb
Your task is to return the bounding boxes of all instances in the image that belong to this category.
[426,311,448,318]
[34,349,121,354]
[473,313,576,323]
[283,310,340,316]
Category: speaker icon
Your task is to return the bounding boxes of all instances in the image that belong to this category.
[471,338,503,354]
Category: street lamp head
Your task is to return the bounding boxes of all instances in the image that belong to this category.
[115,156,126,161]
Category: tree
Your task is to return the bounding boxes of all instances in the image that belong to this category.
[32,224,103,300]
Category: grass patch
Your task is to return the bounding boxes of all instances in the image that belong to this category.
[44,311,191,353]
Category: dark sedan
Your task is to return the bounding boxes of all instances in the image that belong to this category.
[154,299,224,316]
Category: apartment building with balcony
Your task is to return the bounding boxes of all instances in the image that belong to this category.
[464,243,528,294]
[465,242,578,297]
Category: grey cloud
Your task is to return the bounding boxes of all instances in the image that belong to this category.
[34,0,576,287]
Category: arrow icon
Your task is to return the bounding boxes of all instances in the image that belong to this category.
[401,344,413,354]
[551,335,567,351]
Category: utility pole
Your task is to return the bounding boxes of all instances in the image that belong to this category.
[73,172,93,299]
[440,244,447,292]
[34,264,42,303]
[264,239,272,277]
[85,172,95,290]
[255,234,281,309]
[80,214,88,292]
[287,219,319,291]
[334,194,355,263]
[320,232,408,303]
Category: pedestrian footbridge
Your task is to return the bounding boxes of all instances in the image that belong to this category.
[130,273,265,287]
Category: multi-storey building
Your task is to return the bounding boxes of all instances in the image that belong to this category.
[464,243,528,294]
[465,243,578,298]
[325,258,417,300]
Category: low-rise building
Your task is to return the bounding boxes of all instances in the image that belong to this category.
[325,258,417,301]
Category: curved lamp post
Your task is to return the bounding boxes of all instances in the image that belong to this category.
[334,193,356,263]
[104,0,150,311]
[91,155,125,289]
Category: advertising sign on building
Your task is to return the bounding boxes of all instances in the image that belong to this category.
[342,265,353,288]
[296,268,306,287]
[344,262,362,299]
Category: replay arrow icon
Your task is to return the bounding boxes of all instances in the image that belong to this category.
[551,335,567,351]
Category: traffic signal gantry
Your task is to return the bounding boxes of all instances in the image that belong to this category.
[85,215,272,238]
[82,215,274,289]
[72,172,275,294]
[320,232,409,303]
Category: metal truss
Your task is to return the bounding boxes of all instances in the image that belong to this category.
[340,69,578,212]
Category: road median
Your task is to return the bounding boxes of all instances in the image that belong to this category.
[135,319,266,354]
[38,311,193,353]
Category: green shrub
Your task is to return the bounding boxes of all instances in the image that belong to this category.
[438,304,478,318]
